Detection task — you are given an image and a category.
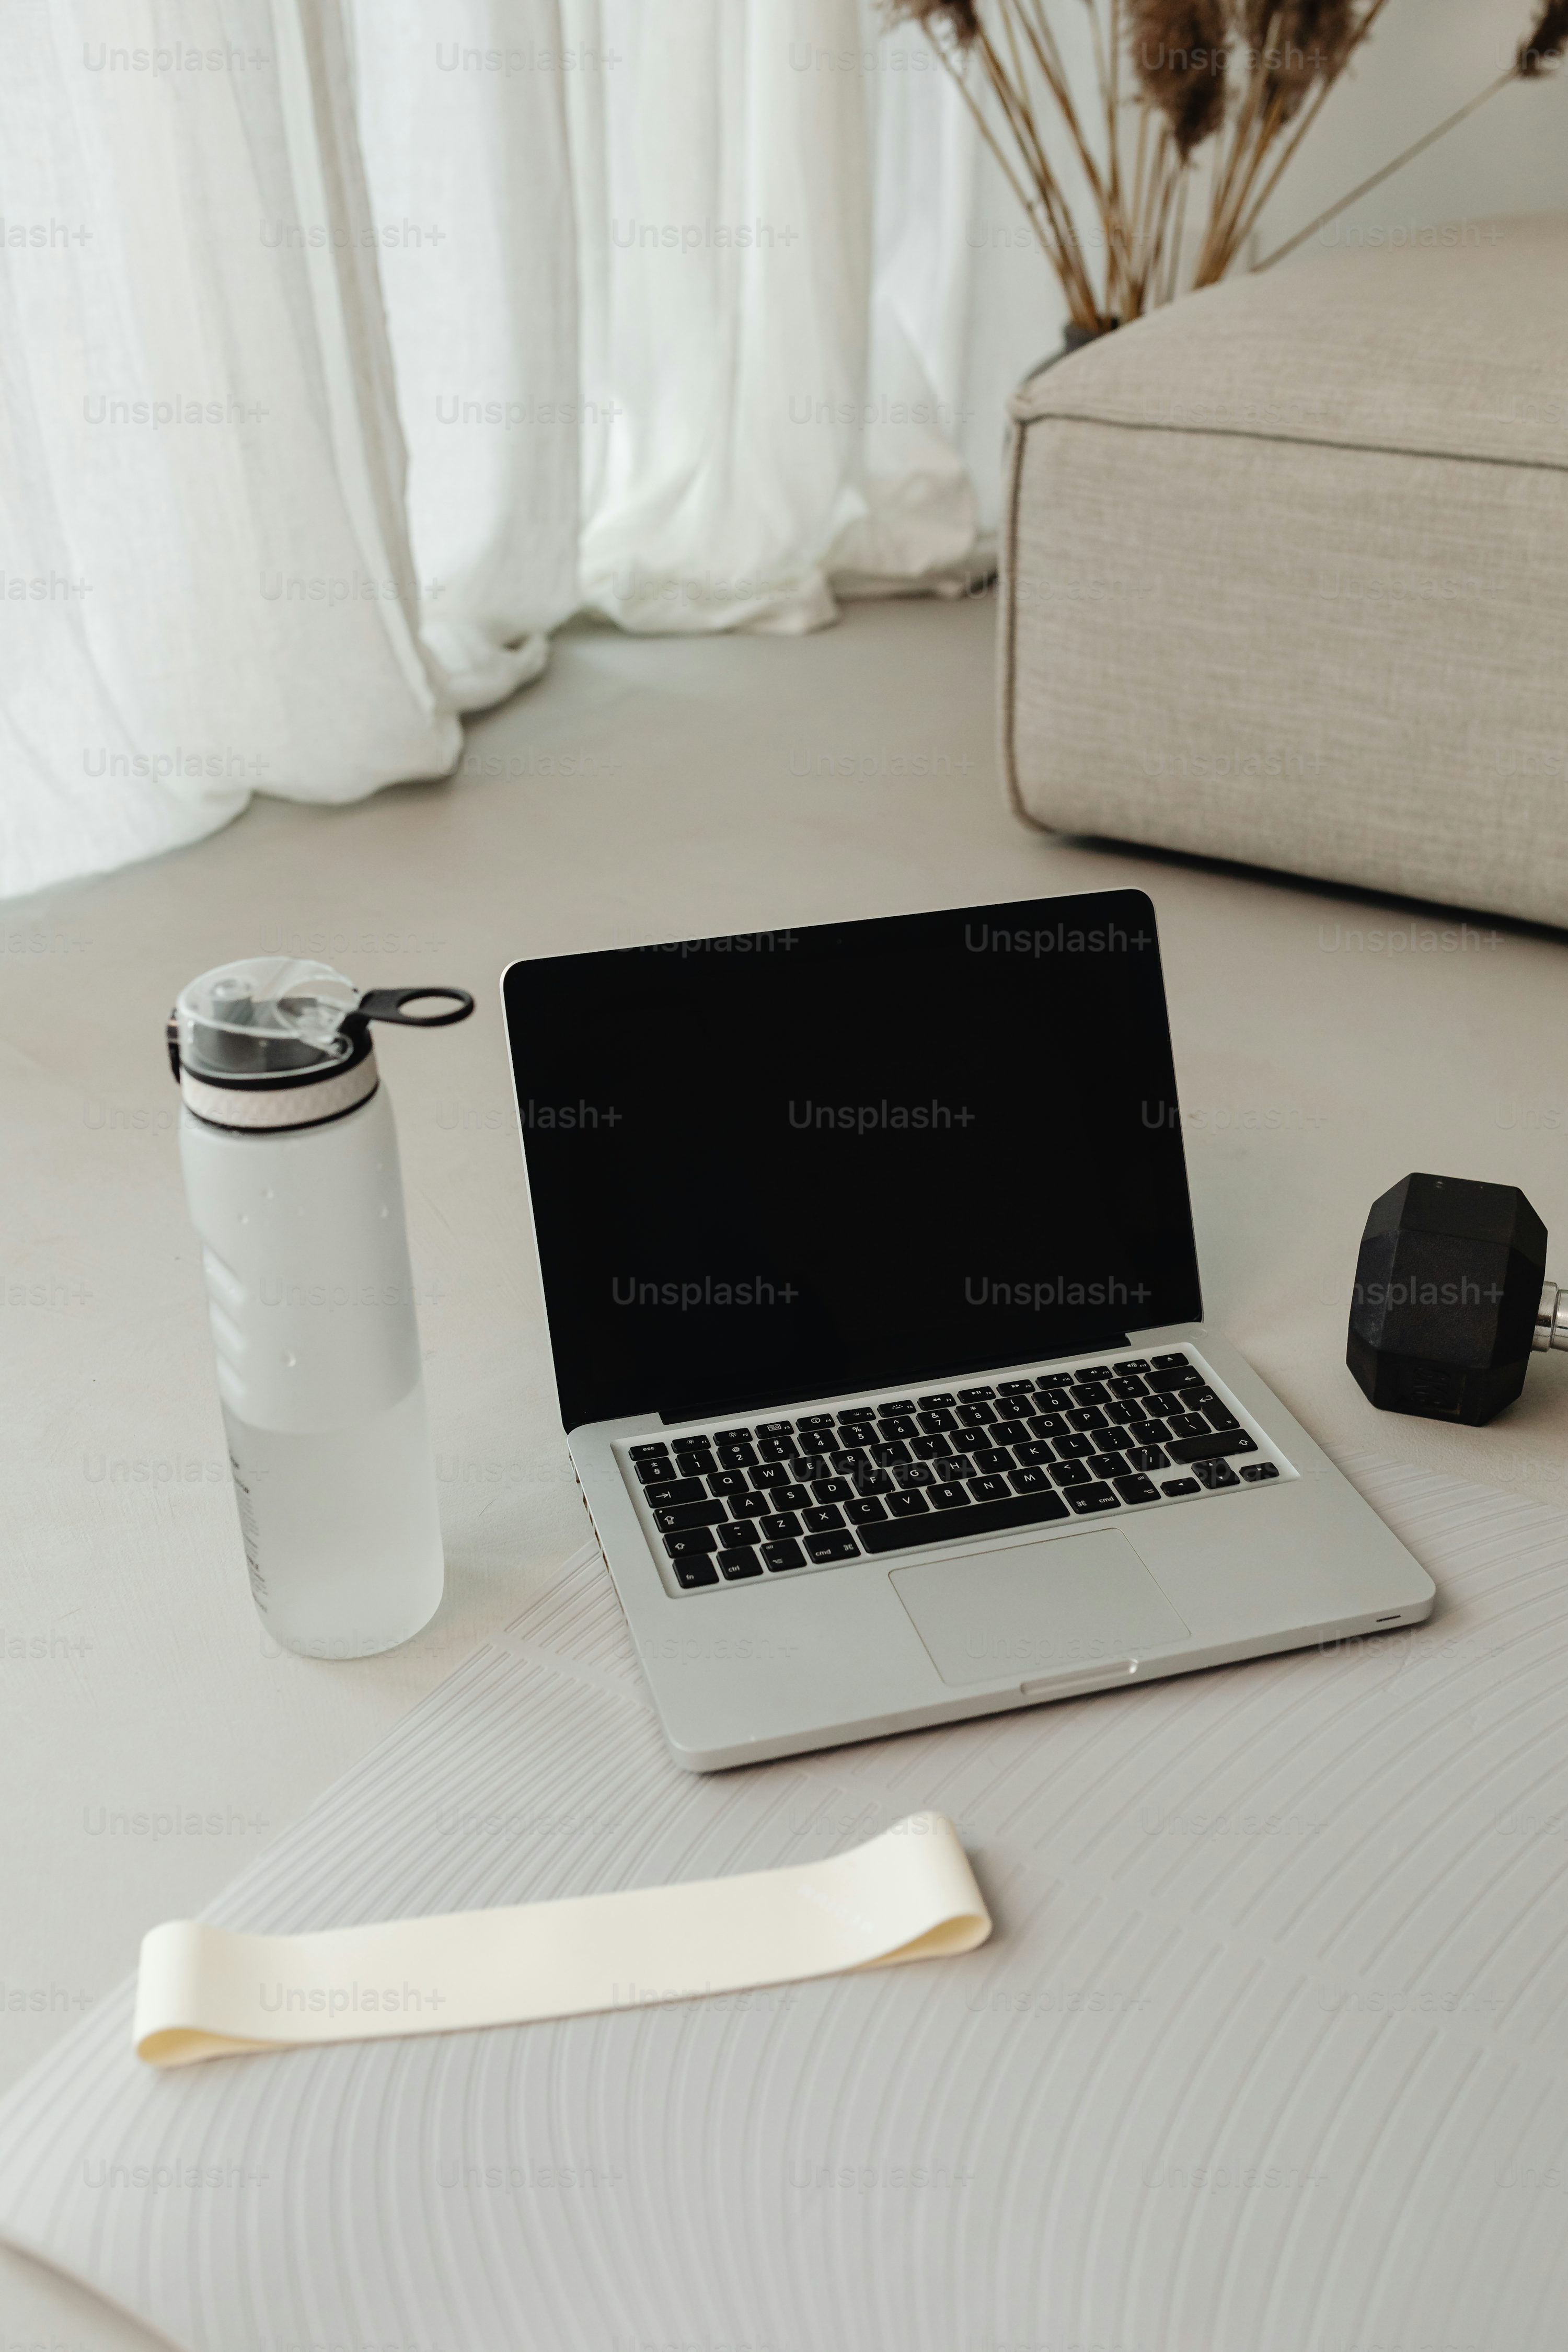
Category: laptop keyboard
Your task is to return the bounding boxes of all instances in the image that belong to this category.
[619,1350,1290,1590]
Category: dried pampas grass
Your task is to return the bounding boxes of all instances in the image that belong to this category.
[1519,0,1568,73]
[882,0,1564,331]
[1126,0,1231,157]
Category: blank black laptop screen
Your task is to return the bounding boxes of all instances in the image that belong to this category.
[503,891,1201,1432]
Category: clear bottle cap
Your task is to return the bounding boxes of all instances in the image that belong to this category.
[175,958,361,1082]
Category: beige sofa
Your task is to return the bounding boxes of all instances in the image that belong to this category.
[1000,214,1568,927]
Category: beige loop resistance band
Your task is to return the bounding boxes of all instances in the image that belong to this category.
[134,1812,992,2066]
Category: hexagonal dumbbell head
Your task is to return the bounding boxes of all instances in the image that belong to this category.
[1347,1173,1548,1425]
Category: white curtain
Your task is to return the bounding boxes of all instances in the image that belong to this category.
[0,0,985,901]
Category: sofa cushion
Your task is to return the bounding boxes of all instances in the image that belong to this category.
[999,215,1568,927]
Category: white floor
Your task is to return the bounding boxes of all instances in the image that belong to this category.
[7,593,1568,2342]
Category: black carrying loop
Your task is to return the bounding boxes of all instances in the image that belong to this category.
[344,986,475,1044]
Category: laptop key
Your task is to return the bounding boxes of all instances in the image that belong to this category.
[797,1413,835,1432]
[713,1426,753,1441]
[1034,1386,1071,1410]
[1009,1467,1050,1493]
[1113,1475,1161,1505]
[803,1534,860,1564]
[663,1528,717,1558]
[1084,1452,1129,1481]
[997,1379,1035,1396]
[634,1457,673,1484]
[928,1483,967,1510]
[643,1477,706,1508]
[793,1456,830,1485]
[1049,1460,1090,1486]
[1067,1484,1121,1515]
[896,1462,936,1487]
[1013,1440,1055,1465]
[970,1448,1014,1476]
[1193,1459,1241,1490]
[943,1455,977,1482]
[1071,1382,1110,1405]
[1166,1412,1210,1439]
[1067,1406,1108,1431]
[716,1442,757,1468]
[917,1393,955,1408]
[630,1443,672,1461]
[1108,1376,1147,1398]
[1125,1445,1170,1472]
[656,1500,730,1531]
[912,1433,953,1459]
[854,1466,897,1495]
[990,1420,1029,1447]
[673,1559,720,1588]
[1025,1414,1066,1439]
[1151,1352,1189,1367]
[773,1485,811,1509]
[957,1402,996,1427]
[1240,1462,1281,1482]
[762,1539,806,1571]
[756,1420,795,1435]
[723,1518,759,1548]
[1167,1431,1256,1465]
[812,1477,854,1503]
[917,1407,956,1432]
[1139,1419,1172,1444]
[839,1406,876,1424]
[887,1490,931,1518]
[879,1399,916,1415]
[1055,1432,1094,1459]
[877,1417,916,1441]
[802,1505,846,1533]
[858,1488,1068,1553]
[715,1548,763,1579]
[967,1475,1008,1502]
[758,1512,802,1540]
[1161,1476,1201,1496]
[846,1496,888,1524]
[707,1470,750,1496]
[957,1386,996,1402]
[757,1435,797,1462]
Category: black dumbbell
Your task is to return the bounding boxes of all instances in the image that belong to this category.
[1347,1172,1568,1425]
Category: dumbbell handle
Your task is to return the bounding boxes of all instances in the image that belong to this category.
[1534,1283,1568,1351]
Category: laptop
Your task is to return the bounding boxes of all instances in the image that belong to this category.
[502,888,1434,1771]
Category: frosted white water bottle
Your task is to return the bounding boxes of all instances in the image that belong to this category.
[169,960,474,1658]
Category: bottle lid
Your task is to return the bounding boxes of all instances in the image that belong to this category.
[175,959,361,1082]
[169,962,474,1133]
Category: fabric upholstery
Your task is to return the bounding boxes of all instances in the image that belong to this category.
[1000,215,1568,926]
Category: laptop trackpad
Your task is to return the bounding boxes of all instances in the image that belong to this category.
[891,1530,1189,1688]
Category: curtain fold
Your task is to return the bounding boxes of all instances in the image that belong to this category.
[1,0,985,900]
[0,0,462,901]
[345,0,582,708]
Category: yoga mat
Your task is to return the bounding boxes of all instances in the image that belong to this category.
[2,1455,1566,2350]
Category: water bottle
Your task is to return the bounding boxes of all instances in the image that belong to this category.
[169,959,474,1658]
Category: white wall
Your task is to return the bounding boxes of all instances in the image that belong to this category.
[954,0,1568,524]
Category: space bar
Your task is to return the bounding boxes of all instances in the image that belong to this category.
[858,1490,1070,1554]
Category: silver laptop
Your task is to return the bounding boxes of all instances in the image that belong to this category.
[502,889,1434,1771]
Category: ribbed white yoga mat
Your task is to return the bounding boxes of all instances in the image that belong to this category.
[2,1454,1566,2350]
